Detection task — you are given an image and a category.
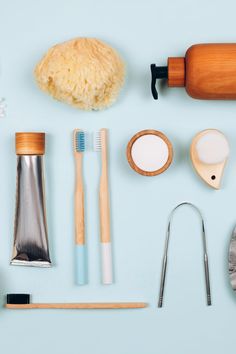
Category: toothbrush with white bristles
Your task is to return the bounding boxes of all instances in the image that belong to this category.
[94,128,113,284]
[73,129,87,285]
[0,98,6,118]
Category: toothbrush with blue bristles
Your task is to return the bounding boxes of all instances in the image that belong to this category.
[73,129,87,285]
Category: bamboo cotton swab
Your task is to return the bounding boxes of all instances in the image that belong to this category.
[6,294,147,309]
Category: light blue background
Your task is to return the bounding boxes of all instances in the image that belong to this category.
[0,0,236,353]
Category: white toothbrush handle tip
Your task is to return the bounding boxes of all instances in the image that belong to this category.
[101,242,113,284]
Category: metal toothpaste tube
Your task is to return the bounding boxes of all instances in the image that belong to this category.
[11,132,51,267]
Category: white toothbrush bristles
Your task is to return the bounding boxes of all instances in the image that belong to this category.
[0,98,6,118]
[94,130,102,151]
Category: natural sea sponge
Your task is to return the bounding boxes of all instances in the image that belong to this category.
[34,38,125,110]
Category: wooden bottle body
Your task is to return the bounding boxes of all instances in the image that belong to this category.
[185,43,236,99]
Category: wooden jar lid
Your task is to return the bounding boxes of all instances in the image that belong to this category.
[127,130,173,176]
[15,132,45,155]
[168,57,185,87]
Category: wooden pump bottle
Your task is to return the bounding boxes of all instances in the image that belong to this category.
[151,43,236,100]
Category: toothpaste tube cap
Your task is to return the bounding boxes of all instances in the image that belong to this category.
[15,132,45,155]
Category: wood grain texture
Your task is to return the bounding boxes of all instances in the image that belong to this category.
[126,130,173,176]
[168,57,185,87]
[6,302,148,309]
[190,129,227,189]
[74,130,85,245]
[185,43,236,99]
[15,132,45,155]
[99,129,111,243]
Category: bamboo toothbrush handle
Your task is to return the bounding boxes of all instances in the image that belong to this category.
[99,129,113,284]
[74,153,87,285]
[100,167,110,243]
[75,154,84,244]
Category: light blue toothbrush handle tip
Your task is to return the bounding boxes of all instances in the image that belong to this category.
[75,245,87,285]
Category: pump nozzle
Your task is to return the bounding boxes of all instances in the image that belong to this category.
[150,64,168,100]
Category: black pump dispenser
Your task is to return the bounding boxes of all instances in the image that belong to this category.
[150,64,168,99]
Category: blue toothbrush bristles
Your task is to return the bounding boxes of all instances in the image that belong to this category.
[75,131,85,152]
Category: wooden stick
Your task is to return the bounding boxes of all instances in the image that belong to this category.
[6,302,148,309]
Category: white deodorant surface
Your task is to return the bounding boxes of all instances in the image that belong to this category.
[131,134,169,172]
[196,131,229,164]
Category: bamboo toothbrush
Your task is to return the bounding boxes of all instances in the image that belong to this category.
[73,129,87,285]
[94,129,113,284]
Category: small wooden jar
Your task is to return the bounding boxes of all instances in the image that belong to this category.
[15,133,45,155]
[127,130,173,176]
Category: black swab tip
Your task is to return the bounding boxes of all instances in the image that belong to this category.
[7,294,30,304]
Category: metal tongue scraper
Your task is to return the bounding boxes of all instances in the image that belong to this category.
[158,202,212,308]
